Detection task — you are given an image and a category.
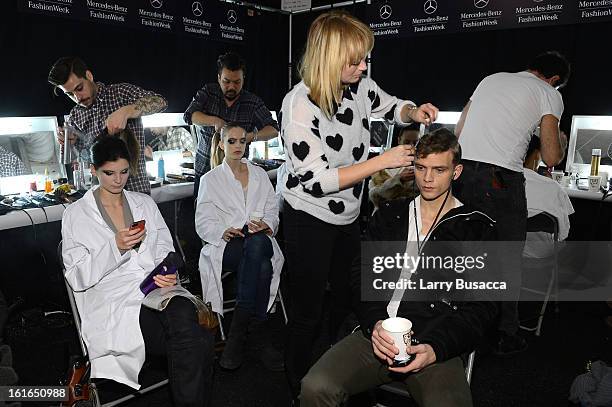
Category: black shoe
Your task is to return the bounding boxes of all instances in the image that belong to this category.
[249,318,285,372]
[494,332,528,356]
[219,308,251,370]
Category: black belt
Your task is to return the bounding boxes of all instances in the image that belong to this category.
[461,159,520,175]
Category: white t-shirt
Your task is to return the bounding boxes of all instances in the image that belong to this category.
[523,168,574,258]
[460,71,564,172]
[387,196,463,318]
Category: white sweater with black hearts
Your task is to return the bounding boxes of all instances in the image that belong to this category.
[279,77,413,225]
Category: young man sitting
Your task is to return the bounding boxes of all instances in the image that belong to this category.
[299,128,499,407]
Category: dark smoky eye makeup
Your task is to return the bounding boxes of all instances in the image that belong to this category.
[102,169,129,175]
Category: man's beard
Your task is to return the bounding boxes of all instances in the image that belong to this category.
[224,91,239,101]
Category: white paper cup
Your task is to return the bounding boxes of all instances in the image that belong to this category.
[249,211,263,222]
[381,317,413,365]
[551,171,564,184]
[600,171,609,187]
[561,175,570,188]
[588,175,602,192]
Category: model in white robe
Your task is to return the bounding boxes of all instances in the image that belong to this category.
[195,159,284,315]
[61,187,174,389]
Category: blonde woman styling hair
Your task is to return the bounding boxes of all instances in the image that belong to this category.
[279,10,440,397]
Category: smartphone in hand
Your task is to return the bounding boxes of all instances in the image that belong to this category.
[130,219,146,232]
[129,220,146,250]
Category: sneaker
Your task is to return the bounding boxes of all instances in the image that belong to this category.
[494,332,528,356]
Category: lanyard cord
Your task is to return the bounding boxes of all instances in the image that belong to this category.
[414,189,451,253]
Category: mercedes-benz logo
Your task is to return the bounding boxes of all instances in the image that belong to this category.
[150,0,163,9]
[379,4,392,20]
[474,0,489,9]
[192,1,203,17]
[227,9,237,24]
[424,0,437,14]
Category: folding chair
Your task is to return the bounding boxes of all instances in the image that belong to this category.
[375,350,476,405]
[58,241,168,407]
[520,211,559,337]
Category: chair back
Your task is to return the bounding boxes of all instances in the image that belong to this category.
[526,212,559,241]
[58,240,88,357]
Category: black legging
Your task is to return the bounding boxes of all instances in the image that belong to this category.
[139,296,214,407]
[282,201,360,396]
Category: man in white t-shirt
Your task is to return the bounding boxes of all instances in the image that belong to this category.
[454,51,570,355]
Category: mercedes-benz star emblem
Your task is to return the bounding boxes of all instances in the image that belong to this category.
[474,0,489,8]
[379,4,392,20]
[227,9,237,24]
[192,1,203,17]
[150,0,163,9]
[424,0,438,14]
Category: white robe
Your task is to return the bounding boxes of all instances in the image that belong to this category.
[195,159,284,315]
[61,188,174,389]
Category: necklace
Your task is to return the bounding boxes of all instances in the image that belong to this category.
[414,189,451,253]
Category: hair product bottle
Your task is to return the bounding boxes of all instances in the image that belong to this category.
[590,149,601,176]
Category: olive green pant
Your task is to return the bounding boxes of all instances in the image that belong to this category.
[300,331,473,407]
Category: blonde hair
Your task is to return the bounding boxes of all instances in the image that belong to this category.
[210,132,224,169]
[209,123,246,169]
[299,11,374,119]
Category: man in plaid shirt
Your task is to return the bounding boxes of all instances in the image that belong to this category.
[184,52,279,196]
[48,57,167,194]
[0,146,28,177]
[146,127,195,158]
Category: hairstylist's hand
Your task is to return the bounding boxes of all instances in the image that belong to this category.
[153,270,177,288]
[380,145,415,169]
[105,106,131,135]
[248,220,271,235]
[371,320,399,365]
[213,117,227,132]
[115,227,146,251]
[408,103,439,125]
[222,227,245,242]
[57,126,77,146]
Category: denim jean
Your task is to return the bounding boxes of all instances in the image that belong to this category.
[139,296,214,407]
[222,226,274,319]
[453,160,527,335]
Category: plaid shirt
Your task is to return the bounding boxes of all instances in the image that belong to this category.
[68,82,166,194]
[183,83,278,178]
[152,127,195,155]
[0,146,27,177]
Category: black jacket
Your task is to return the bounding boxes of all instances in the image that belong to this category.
[356,197,500,363]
